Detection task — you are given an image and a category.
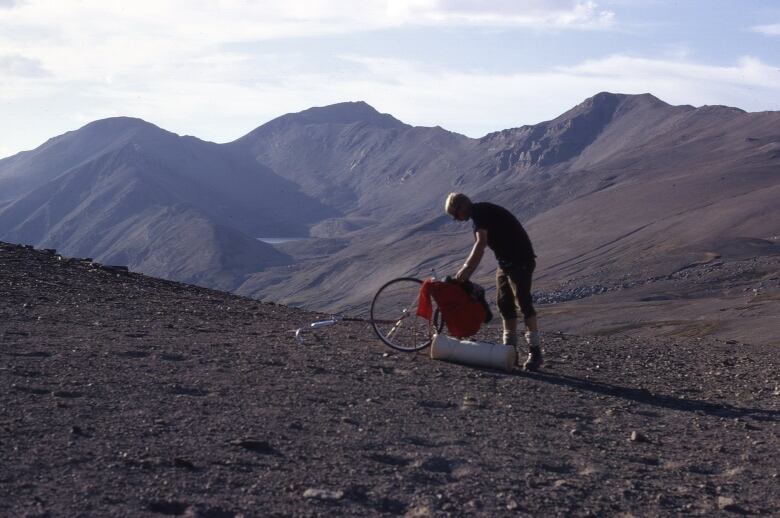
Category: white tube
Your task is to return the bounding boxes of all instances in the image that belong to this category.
[430,334,517,372]
[310,318,338,328]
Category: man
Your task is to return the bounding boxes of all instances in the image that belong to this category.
[445,192,542,371]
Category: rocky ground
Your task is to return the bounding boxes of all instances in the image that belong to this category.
[2,241,779,517]
[535,254,780,347]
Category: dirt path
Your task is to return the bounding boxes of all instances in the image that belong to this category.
[2,242,778,516]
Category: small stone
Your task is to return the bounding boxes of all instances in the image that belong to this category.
[174,458,197,470]
[506,499,519,511]
[303,488,344,500]
[230,439,276,454]
[183,504,239,518]
[405,505,432,517]
[717,496,738,511]
[460,395,480,410]
[630,431,649,443]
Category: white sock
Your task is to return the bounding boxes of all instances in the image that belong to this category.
[502,330,517,346]
[525,331,541,348]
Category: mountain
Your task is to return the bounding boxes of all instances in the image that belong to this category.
[524,95,778,283]
[228,101,477,233]
[0,117,160,202]
[1,93,778,343]
[234,94,779,322]
[0,117,335,290]
[477,93,681,173]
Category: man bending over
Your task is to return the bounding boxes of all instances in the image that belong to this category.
[445,192,542,371]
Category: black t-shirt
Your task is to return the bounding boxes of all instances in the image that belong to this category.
[470,202,535,268]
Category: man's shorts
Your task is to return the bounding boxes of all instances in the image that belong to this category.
[496,260,536,321]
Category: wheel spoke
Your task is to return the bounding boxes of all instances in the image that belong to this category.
[370,277,439,352]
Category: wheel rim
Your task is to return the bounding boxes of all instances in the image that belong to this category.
[371,277,436,352]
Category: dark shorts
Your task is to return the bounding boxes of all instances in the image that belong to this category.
[496,260,536,321]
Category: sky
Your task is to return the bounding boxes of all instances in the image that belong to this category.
[1,0,779,159]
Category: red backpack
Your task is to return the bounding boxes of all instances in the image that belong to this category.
[417,279,490,338]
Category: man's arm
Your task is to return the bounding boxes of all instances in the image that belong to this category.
[455,229,487,281]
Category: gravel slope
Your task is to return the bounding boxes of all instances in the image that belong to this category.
[2,242,779,517]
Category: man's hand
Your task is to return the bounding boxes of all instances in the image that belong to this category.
[454,266,470,282]
[455,229,487,282]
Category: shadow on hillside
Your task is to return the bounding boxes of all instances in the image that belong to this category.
[521,371,780,422]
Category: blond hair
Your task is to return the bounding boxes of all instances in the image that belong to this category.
[444,192,471,216]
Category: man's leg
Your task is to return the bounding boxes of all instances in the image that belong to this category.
[503,317,518,346]
[523,314,541,367]
[508,263,542,371]
[524,314,538,333]
[496,269,519,347]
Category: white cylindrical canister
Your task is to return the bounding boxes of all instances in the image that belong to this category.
[430,334,517,372]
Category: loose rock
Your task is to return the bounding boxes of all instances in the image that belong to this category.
[303,488,345,501]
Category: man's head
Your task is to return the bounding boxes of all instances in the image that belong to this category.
[445,192,472,221]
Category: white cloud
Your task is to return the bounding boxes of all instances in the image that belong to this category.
[0,0,618,145]
[306,53,780,136]
[391,0,615,29]
[2,50,779,159]
[752,23,780,36]
[659,43,692,60]
[1,1,778,159]
[0,144,16,159]
[81,53,778,143]
[558,54,780,92]
[0,52,47,76]
[0,1,616,87]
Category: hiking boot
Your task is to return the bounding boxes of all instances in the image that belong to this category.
[523,346,543,371]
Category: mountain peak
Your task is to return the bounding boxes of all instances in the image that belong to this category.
[564,92,669,120]
[294,101,401,126]
[235,101,408,144]
[479,92,678,170]
[78,116,169,136]
[589,91,665,105]
[269,101,407,130]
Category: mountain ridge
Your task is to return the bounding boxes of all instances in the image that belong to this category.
[1,92,778,346]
